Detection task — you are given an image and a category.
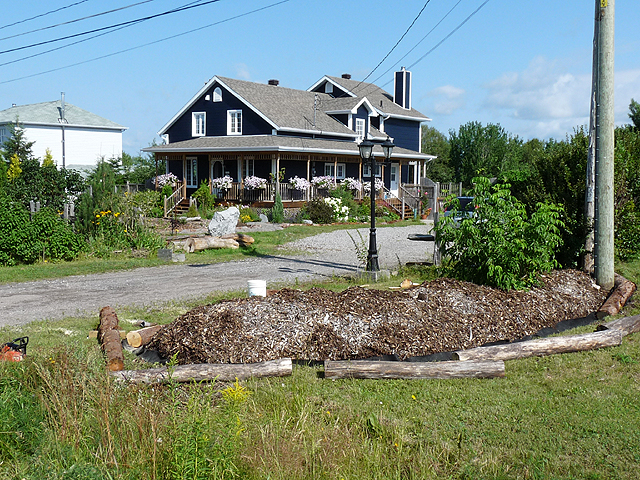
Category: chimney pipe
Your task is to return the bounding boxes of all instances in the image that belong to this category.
[341,73,351,79]
[268,79,279,86]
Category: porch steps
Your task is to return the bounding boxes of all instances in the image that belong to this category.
[383,197,414,218]
[167,199,191,217]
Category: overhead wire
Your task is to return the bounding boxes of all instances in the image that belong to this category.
[0,0,93,31]
[0,0,161,41]
[0,0,204,68]
[352,0,432,92]
[0,0,222,55]
[0,0,291,85]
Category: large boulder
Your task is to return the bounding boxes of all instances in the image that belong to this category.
[208,206,240,236]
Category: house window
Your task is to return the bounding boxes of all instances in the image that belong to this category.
[213,87,222,102]
[192,112,205,137]
[355,118,365,141]
[185,157,198,187]
[325,82,333,94]
[242,157,254,178]
[0,127,8,145]
[228,110,242,135]
[324,163,346,180]
[363,163,381,177]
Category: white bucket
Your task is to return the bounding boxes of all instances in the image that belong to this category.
[247,280,267,297]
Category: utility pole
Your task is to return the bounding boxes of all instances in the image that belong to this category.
[594,0,615,290]
[584,0,599,275]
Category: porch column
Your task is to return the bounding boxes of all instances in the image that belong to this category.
[307,155,311,180]
[276,153,280,194]
[238,154,243,184]
[333,157,338,187]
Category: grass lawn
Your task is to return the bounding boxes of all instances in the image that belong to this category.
[0,221,420,285]
[0,259,638,479]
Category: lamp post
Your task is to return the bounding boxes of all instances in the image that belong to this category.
[359,136,394,272]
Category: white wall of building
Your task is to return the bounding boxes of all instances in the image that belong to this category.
[22,125,123,166]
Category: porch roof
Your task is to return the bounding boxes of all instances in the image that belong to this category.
[144,135,433,161]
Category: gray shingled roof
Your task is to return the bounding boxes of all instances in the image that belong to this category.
[217,77,356,136]
[0,101,126,130]
[144,134,431,160]
[324,75,430,120]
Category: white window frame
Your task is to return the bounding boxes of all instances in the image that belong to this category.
[325,82,333,94]
[213,87,222,102]
[242,157,254,178]
[363,163,381,177]
[185,157,198,188]
[355,118,365,140]
[324,163,346,180]
[192,112,205,137]
[227,109,242,135]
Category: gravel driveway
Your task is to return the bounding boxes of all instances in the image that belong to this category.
[0,225,434,328]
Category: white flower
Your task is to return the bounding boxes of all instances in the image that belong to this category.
[244,176,268,190]
[288,176,311,191]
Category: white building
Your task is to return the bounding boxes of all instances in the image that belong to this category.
[0,98,127,170]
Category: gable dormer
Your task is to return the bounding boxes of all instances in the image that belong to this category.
[308,74,355,99]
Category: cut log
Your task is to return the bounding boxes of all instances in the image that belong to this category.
[597,274,636,319]
[88,330,126,339]
[184,236,239,253]
[453,330,623,362]
[596,314,640,337]
[126,325,163,348]
[111,357,292,384]
[221,233,255,246]
[323,359,505,380]
[97,306,124,372]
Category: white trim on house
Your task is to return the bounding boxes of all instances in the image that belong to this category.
[307,76,358,97]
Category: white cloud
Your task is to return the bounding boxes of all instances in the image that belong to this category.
[482,56,640,139]
[234,63,251,80]
[425,85,465,115]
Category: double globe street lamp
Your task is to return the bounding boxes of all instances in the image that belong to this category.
[358,136,395,272]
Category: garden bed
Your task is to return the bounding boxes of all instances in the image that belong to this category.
[147,269,610,365]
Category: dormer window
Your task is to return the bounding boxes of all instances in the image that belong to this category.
[192,112,205,137]
[213,87,222,102]
[227,110,242,135]
[355,118,365,141]
[325,82,333,94]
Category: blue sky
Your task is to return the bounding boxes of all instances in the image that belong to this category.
[1,0,639,157]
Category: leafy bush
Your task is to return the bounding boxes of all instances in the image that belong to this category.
[239,206,259,223]
[302,198,334,224]
[434,177,564,290]
[272,192,284,223]
[192,181,215,217]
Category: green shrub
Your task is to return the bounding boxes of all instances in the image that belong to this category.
[272,192,284,223]
[434,176,564,290]
[302,198,334,224]
[192,181,216,217]
[239,206,260,223]
[615,200,640,261]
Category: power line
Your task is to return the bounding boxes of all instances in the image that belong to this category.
[369,0,464,86]
[0,0,291,85]
[0,0,93,31]
[0,0,222,56]
[0,0,204,68]
[0,0,160,42]
[360,0,431,84]
[404,0,491,73]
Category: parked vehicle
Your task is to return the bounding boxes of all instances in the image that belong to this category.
[443,196,475,222]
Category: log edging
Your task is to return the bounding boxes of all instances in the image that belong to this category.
[597,274,636,319]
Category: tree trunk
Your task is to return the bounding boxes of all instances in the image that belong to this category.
[596,274,636,319]
[111,357,292,384]
[596,314,640,337]
[184,236,239,253]
[126,325,163,348]
[98,306,124,372]
[453,330,622,362]
[323,359,505,380]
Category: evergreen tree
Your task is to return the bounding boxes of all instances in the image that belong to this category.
[1,120,34,163]
[629,98,640,131]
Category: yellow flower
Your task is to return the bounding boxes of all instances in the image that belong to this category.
[411,395,416,400]
[96,214,100,218]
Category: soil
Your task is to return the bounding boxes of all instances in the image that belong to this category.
[148,269,607,365]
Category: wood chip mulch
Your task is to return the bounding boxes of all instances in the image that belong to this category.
[147,269,607,365]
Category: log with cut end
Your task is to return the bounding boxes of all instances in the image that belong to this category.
[323,359,505,380]
[453,330,623,362]
[597,274,636,319]
[126,325,163,348]
[111,357,292,384]
[97,306,124,372]
[221,233,255,246]
[596,314,640,337]
[184,236,239,253]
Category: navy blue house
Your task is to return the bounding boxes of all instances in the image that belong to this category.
[145,68,434,207]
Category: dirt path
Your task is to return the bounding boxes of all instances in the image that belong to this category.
[0,225,434,327]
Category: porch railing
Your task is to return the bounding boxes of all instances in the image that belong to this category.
[164,181,186,217]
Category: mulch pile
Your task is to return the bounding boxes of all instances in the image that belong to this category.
[147,270,607,365]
